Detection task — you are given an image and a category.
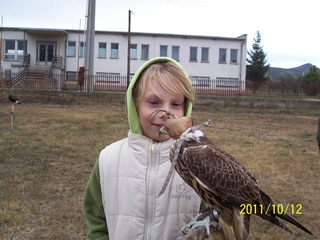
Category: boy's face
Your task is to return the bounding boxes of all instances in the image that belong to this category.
[137,75,185,142]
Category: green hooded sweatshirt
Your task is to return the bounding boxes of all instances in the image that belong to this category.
[83,57,194,240]
[126,56,193,135]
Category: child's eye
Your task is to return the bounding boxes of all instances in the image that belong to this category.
[172,102,182,107]
[148,100,159,105]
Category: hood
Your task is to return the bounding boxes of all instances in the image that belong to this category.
[126,57,193,135]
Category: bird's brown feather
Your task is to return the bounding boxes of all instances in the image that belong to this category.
[180,136,261,206]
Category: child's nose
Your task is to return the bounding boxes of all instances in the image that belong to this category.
[158,109,171,119]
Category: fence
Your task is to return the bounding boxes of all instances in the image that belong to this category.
[1,72,320,100]
[245,80,320,99]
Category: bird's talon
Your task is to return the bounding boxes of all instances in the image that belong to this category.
[182,210,219,236]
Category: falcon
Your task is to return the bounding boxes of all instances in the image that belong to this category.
[8,95,21,104]
[156,110,313,239]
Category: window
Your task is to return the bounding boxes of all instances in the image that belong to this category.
[130,44,137,59]
[190,47,197,61]
[216,77,239,87]
[96,72,121,83]
[191,76,210,86]
[67,41,76,57]
[230,49,238,63]
[201,47,209,62]
[141,44,149,59]
[160,45,168,57]
[4,40,27,61]
[219,48,227,63]
[79,42,86,58]
[110,43,119,58]
[172,46,180,61]
[66,71,77,81]
[98,42,107,58]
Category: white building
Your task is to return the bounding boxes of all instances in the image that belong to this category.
[0,27,247,92]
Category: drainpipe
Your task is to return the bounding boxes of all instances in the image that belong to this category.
[239,40,246,93]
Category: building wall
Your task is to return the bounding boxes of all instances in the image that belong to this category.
[0,27,247,83]
[64,31,247,82]
[0,28,67,72]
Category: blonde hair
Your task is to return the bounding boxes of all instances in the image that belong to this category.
[132,61,195,114]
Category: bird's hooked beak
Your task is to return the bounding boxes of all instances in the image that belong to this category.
[149,109,175,137]
[159,126,169,136]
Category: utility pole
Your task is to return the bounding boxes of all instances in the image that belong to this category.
[85,0,96,92]
[127,10,132,88]
[0,15,3,71]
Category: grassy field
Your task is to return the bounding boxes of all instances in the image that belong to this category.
[0,100,319,240]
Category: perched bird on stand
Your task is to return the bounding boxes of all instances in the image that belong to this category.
[156,110,313,240]
[8,95,21,104]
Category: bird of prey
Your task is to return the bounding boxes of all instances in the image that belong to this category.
[8,95,21,104]
[156,111,313,239]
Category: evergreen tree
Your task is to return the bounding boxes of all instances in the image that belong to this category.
[302,65,320,96]
[303,65,320,84]
[246,31,270,82]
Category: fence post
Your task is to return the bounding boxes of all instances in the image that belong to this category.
[57,73,61,91]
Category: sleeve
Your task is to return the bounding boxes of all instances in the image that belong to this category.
[83,159,109,240]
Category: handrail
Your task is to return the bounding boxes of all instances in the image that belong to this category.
[52,56,64,69]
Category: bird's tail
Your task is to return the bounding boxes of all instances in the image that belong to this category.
[259,191,313,235]
[276,208,313,235]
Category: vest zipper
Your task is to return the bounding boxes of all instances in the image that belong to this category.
[145,141,158,240]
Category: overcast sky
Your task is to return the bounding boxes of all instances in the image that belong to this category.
[1,0,319,69]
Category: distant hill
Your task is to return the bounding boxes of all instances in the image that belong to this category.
[268,63,318,80]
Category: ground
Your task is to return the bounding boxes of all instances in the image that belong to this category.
[0,100,319,240]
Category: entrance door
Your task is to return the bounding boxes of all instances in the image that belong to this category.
[37,43,56,65]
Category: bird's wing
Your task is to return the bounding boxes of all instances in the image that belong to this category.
[180,135,314,236]
[9,95,19,103]
[180,136,261,206]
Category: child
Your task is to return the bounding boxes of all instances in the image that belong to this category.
[83,57,202,239]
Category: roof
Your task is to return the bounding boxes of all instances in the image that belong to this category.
[1,27,68,36]
[1,26,246,41]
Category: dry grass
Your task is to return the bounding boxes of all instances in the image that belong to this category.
[0,101,319,240]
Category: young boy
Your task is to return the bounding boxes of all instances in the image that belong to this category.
[83,57,202,239]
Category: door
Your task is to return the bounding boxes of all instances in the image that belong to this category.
[37,43,56,65]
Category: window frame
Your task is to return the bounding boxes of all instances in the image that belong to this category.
[98,42,107,58]
[219,48,227,63]
[172,46,180,61]
[160,45,168,57]
[230,49,238,63]
[67,41,76,57]
[4,39,27,61]
[189,46,198,62]
[110,43,119,59]
[79,41,86,58]
[141,44,149,60]
[201,47,209,62]
[130,44,137,59]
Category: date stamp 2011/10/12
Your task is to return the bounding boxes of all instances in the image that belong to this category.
[240,203,302,215]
